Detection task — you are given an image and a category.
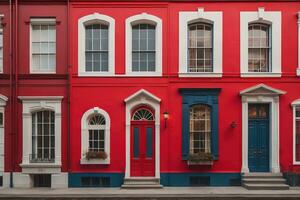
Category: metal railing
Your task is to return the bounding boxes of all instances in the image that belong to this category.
[29,154,55,163]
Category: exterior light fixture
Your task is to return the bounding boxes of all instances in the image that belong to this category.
[163,111,169,128]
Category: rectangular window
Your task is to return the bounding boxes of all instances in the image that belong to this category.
[88,130,105,152]
[0,29,3,73]
[31,19,56,73]
[33,174,51,187]
[132,24,156,72]
[296,107,300,162]
[0,112,3,127]
[85,24,108,72]
[31,111,55,163]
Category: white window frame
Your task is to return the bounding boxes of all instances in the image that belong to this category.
[78,13,115,77]
[81,107,110,165]
[0,94,8,187]
[292,99,300,165]
[179,8,222,77]
[18,96,63,174]
[240,8,281,77]
[30,18,56,74]
[297,12,300,76]
[125,13,162,76]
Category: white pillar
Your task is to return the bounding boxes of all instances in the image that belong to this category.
[297,12,300,76]
[271,97,280,173]
[125,124,130,178]
[241,97,249,173]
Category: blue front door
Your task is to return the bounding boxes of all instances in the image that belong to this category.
[248,104,270,172]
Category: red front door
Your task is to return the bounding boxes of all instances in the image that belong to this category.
[130,121,155,177]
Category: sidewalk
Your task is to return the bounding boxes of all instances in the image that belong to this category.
[0,187,300,199]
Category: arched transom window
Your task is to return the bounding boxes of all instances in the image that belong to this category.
[188,22,213,73]
[87,114,106,152]
[31,110,55,162]
[132,108,154,121]
[189,104,211,153]
[248,23,271,72]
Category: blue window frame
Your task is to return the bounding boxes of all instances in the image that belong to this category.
[179,88,221,160]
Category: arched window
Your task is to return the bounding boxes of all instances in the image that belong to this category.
[188,22,213,73]
[81,107,110,164]
[85,24,108,72]
[31,110,55,162]
[132,24,156,72]
[78,13,115,76]
[189,104,211,154]
[248,23,271,72]
[125,13,162,76]
[87,114,106,152]
[132,108,154,121]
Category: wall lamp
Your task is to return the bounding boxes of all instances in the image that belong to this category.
[163,111,169,128]
[230,121,237,128]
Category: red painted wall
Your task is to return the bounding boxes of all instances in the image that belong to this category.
[69,1,300,174]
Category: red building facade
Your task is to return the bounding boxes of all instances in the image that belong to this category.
[0,0,300,188]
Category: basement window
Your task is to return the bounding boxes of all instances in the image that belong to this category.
[33,174,51,187]
[189,176,210,186]
[81,177,110,187]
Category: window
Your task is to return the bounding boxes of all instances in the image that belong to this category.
[189,105,211,154]
[292,99,300,164]
[125,13,162,76]
[132,24,156,72]
[85,24,108,72]
[248,23,271,72]
[132,108,154,121]
[81,107,110,164]
[88,114,105,152]
[32,174,51,187]
[30,19,56,73]
[240,8,281,77]
[78,13,115,76]
[179,8,222,77]
[179,88,220,160]
[19,96,62,174]
[31,111,55,163]
[188,23,213,73]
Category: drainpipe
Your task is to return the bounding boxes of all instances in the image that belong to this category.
[67,0,71,173]
[8,0,13,188]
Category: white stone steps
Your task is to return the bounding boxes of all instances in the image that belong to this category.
[242,178,286,184]
[242,173,289,190]
[121,177,163,189]
[243,183,289,190]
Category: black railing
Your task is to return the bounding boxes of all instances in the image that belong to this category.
[29,154,55,163]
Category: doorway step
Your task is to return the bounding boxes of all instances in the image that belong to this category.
[242,173,289,190]
[121,177,163,189]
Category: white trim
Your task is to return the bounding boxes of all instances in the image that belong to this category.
[19,96,62,173]
[78,13,115,77]
[240,8,281,77]
[179,8,223,77]
[124,89,161,179]
[292,99,300,165]
[29,18,57,74]
[80,107,110,165]
[125,13,162,76]
[0,94,7,187]
[240,84,285,173]
[297,12,300,76]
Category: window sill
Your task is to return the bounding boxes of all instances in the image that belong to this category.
[125,72,162,77]
[78,72,115,77]
[20,162,61,174]
[187,160,213,166]
[178,72,222,78]
[80,158,110,165]
[30,71,56,74]
[241,72,281,77]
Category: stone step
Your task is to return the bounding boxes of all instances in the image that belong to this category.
[123,181,159,185]
[243,178,286,184]
[243,183,289,190]
[242,173,283,178]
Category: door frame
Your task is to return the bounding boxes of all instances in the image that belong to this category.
[241,96,279,173]
[247,103,270,172]
[124,89,161,179]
